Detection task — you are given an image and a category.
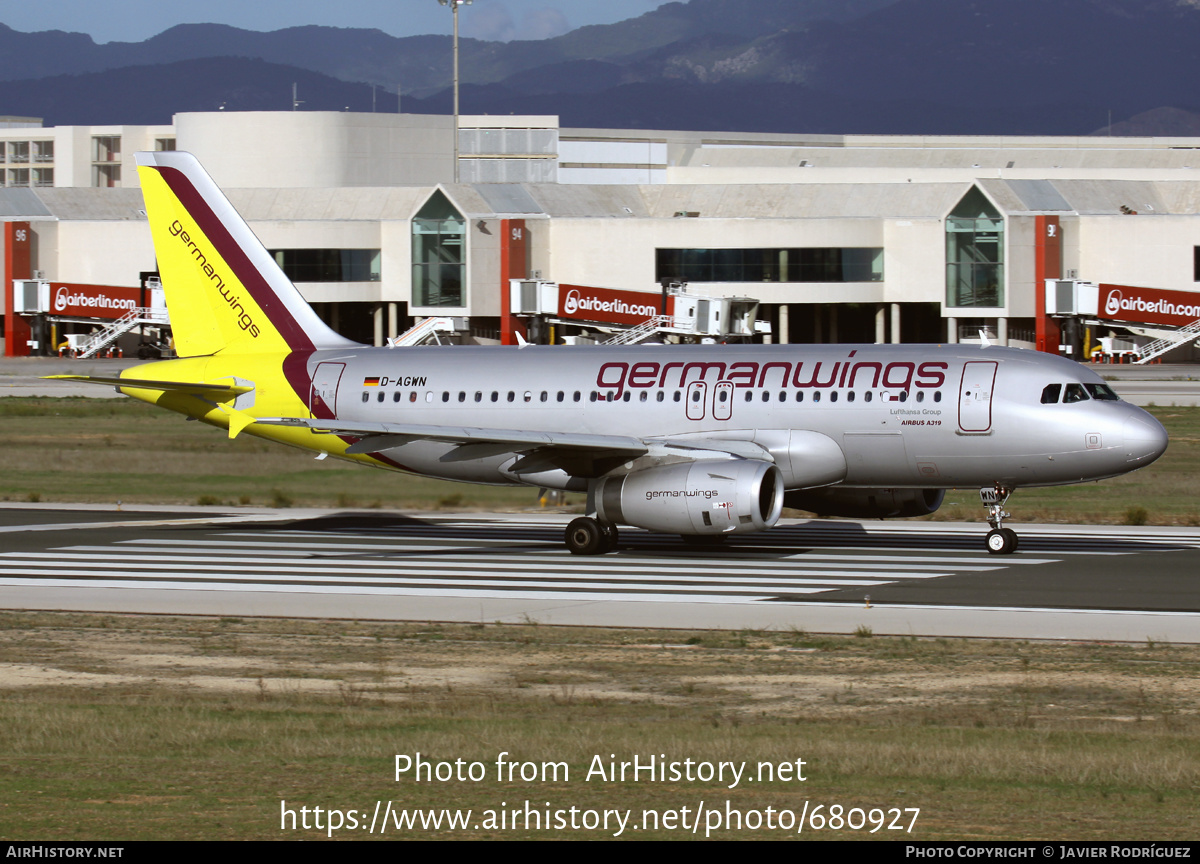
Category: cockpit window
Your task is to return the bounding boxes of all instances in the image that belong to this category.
[1040,384,1062,404]
[1063,383,1090,403]
[1085,383,1120,401]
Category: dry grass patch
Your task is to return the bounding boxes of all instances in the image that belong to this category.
[0,613,1197,839]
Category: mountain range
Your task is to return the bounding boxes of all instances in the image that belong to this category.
[2,0,1198,135]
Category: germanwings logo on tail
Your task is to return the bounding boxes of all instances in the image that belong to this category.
[168,219,261,338]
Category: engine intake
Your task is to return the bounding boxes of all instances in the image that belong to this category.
[596,459,783,535]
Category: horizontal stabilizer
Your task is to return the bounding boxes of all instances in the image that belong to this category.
[44,375,253,401]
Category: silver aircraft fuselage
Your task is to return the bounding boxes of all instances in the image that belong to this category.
[303,342,1166,493]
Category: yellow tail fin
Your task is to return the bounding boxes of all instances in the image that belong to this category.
[136,151,355,357]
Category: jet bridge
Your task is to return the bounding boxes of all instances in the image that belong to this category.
[1046,279,1200,363]
[510,279,769,345]
[10,278,169,358]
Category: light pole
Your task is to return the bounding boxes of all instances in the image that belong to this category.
[438,0,472,183]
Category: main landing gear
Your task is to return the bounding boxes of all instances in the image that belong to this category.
[565,517,619,555]
[981,484,1019,555]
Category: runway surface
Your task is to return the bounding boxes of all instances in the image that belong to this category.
[1,505,1198,642]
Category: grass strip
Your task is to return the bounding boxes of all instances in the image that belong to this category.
[0,612,1196,840]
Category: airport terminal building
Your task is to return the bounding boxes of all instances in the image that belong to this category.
[3,110,1200,358]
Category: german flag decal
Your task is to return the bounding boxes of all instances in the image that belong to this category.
[363,376,381,387]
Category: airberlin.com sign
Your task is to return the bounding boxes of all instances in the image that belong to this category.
[1098,283,1200,328]
[51,283,140,319]
[557,284,672,326]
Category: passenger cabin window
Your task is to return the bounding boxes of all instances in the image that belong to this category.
[1041,384,1062,404]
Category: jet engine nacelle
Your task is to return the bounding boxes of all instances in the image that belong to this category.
[783,487,945,519]
[596,459,784,535]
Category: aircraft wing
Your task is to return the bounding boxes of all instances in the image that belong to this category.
[256,417,773,467]
[43,375,254,400]
[256,416,649,455]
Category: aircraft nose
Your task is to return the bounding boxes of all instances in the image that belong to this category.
[1123,412,1168,466]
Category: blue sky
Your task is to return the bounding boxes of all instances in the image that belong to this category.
[0,0,665,43]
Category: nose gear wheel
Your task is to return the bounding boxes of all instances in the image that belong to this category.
[980,485,1018,555]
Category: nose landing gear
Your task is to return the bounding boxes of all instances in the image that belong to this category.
[981,485,1018,554]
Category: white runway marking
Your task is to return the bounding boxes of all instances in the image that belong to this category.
[5,512,1200,639]
[4,516,1200,606]
[0,518,1094,604]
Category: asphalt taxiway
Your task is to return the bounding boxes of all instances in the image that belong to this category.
[0,504,1197,642]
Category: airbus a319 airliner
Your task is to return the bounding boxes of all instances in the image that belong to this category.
[54,152,1168,555]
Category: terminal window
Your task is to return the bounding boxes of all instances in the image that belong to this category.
[656,247,883,283]
[271,249,381,282]
[946,187,1004,308]
[412,190,466,307]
